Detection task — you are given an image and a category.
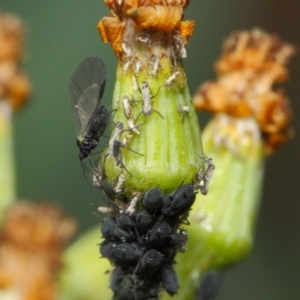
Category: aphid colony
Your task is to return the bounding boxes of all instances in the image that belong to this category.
[69,57,214,299]
[69,56,189,175]
[99,185,195,300]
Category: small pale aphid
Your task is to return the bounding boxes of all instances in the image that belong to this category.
[104,122,143,175]
[124,61,132,73]
[126,192,141,216]
[114,171,126,194]
[173,33,187,58]
[92,165,105,189]
[122,95,132,119]
[141,81,153,116]
[122,133,133,147]
[122,42,132,57]
[134,59,142,74]
[165,71,180,88]
[104,122,128,172]
[196,157,215,195]
[97,206,114,215]
[178,105,190,121]
[128,118,140,134]
[135,80,163,119]
[136,31,151,45]
[132,75,138,91]
[108,122,123,157]
[151,56,160,77]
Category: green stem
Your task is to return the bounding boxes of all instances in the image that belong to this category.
[0,101,16,224]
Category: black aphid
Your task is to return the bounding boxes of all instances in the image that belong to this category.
[162,184,196,217]
[110,267,126,293]
[143,188,164,211]
[160,263,179,296]
[116,213,135,229]
[135,209,155,234]
[113,275,136,300]
[148,221,172,246]
[136,249,165,278]
[100,240,116,260]
[99,182,198,300]
[111,243,142,263]
[114,227,136,242]
[101,217,117,240]
[195,270,221,300]
[69,56,110,163]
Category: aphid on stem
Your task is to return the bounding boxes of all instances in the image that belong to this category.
[195,156,215,195]
[178,105,190,121]
[103,121,143,175]
[165,71,180,88]
[135,79,163,120]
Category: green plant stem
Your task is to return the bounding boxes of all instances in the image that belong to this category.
[0,101,16,224]
[59,226,113,300]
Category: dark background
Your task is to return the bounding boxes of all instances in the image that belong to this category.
[1,0,299,299]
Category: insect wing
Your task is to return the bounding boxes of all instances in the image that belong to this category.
[69,57,107,137]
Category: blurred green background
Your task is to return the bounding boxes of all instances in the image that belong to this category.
[1,0,299,299]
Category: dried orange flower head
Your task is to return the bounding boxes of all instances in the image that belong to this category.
[0,202,77,300]
[97,0,194,60]
[0,11,31,110]
[193,28,295,153]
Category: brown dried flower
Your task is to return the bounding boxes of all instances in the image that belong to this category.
[0,11,31,110]
[193,28,295,153]
[97,0,194,60]
[0,202,77,300]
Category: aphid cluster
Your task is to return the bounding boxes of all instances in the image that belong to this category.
[69,57,214,300]
[99,185,196,300]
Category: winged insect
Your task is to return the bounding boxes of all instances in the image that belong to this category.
[69,56,110,169]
